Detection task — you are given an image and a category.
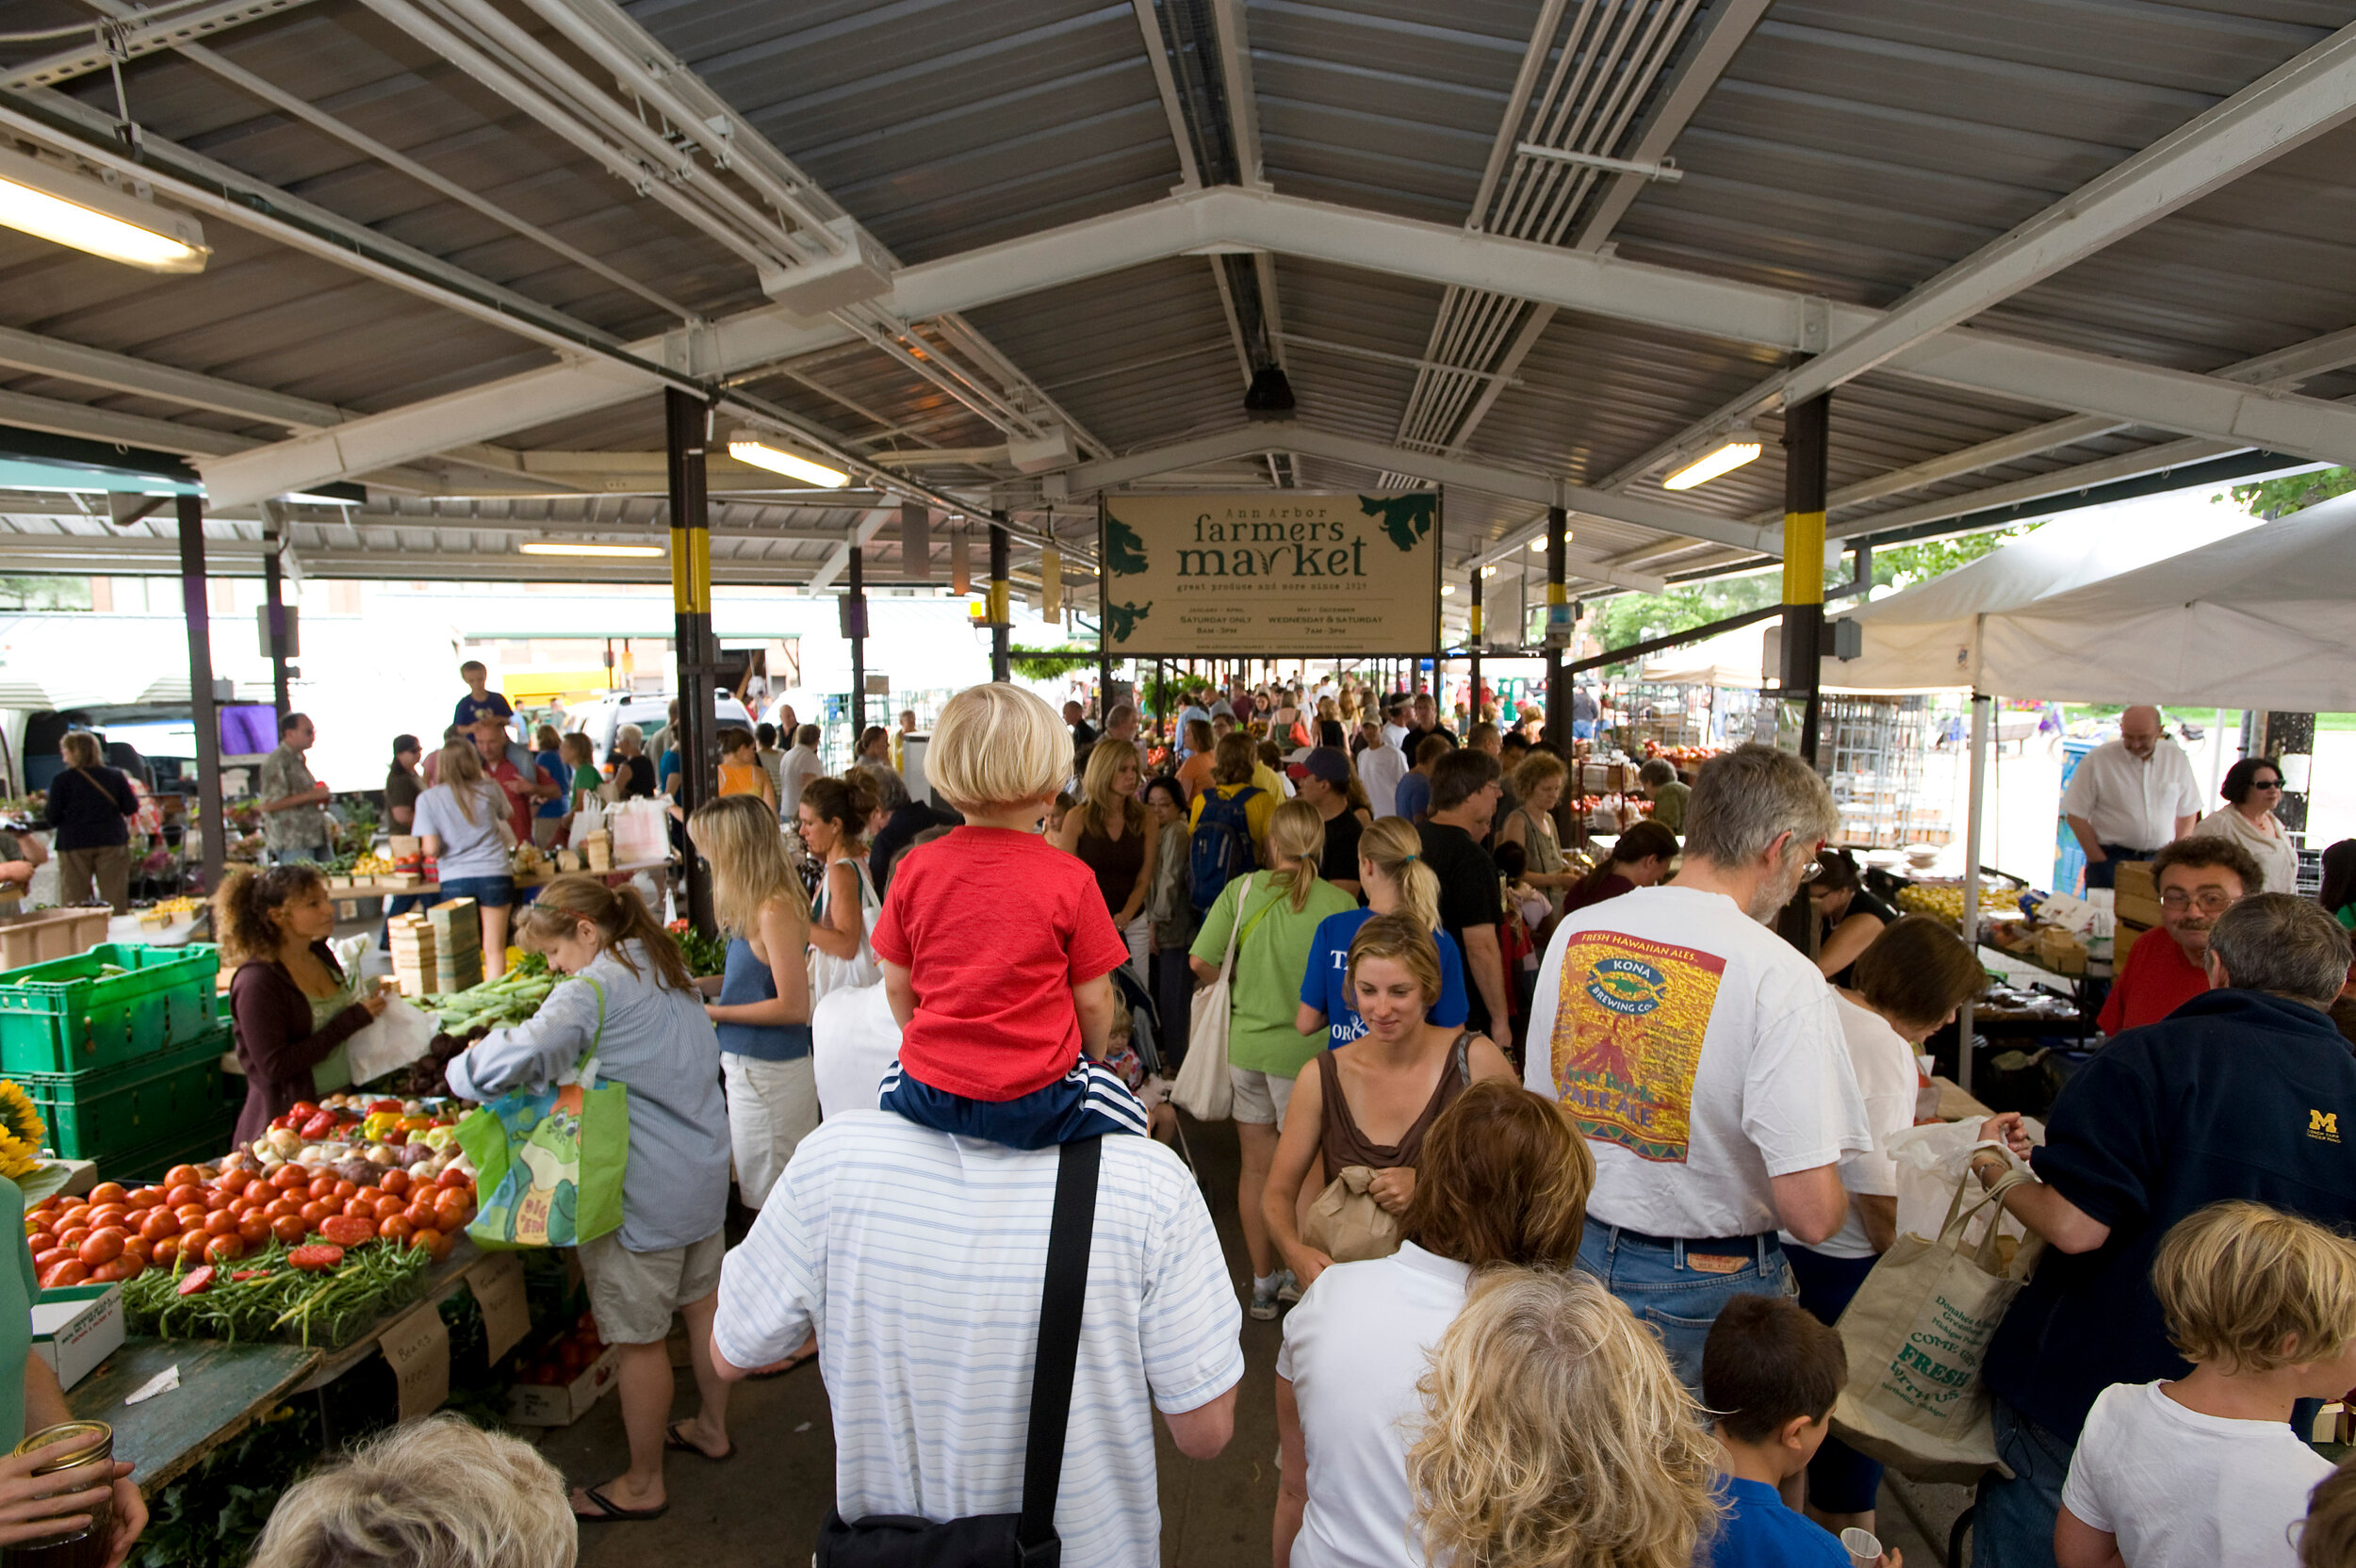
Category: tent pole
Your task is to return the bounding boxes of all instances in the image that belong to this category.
[1958,691,1992,1095]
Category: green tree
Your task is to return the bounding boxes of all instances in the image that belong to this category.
[2227,466,2354,519]
[0,577,90,611]
[1580,523,2038,671]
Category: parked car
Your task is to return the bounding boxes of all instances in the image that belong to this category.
[562,690,752,767]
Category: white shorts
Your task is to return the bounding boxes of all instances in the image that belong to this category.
[720,1052,820,1208]
[1229,1066,1296,1128]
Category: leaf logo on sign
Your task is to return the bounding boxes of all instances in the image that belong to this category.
[1358,494,1435,552]
[1104,513,1150,575]
[1105,600,1154,644]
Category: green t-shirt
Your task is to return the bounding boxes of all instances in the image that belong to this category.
[0,1177,33,1443]
[570,763,603,806]
[1189,872,1356,1078]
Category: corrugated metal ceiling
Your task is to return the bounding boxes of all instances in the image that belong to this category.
[0,0,2345,603]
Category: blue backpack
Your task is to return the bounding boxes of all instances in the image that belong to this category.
[1189,786,1261,912]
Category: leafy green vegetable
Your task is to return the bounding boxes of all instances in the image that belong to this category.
[123,1237,433,1348]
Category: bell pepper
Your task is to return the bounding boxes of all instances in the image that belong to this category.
[289,1102,319,1121]
[422,1125,459,1152]
[397,1115,433,1134]
[362,1111,401,1141]
[299,1110,338,1139]
[368,1100,402,1115]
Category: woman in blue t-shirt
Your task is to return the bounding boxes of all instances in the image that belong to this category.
[1295,815,1468,1048]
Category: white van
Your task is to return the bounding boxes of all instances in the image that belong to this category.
[563,690,753,764]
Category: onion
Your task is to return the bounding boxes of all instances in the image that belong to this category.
[333,1158,377,1187]
[397,1142,433,1168]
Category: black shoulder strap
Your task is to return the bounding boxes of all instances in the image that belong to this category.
[1018,1135,1102,1549]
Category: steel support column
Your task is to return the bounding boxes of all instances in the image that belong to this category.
[1779,393,1829,766]
[847,534,866,737]
[261,521,291,721]
[663,387,715,934]
[989,512,1011,682]
[177,496,225,893]
[1543,505,1567,750]
[1467,569,1483,732]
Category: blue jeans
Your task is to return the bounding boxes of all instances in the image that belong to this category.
[1576,1222,1794,1392]
[1972,1398,2071,1568]
[438,874,515,908]
[2079,845,2150,891]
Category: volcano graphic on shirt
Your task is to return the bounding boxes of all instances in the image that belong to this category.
[1548,932,1726,1162]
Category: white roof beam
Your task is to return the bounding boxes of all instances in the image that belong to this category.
[1605,20,2356,495]
[194,188,2356,508]
[0,327,344,432]
[1780,20,2356,410]
[1209,0,1268,188]
[804,509,898,593]
[0,0,327,89]
[1130,0,1203,189]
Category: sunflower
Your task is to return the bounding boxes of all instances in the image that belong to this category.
[0,1082,43,1179]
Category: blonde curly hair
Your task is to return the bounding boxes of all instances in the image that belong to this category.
[1409,1268,1720,1568]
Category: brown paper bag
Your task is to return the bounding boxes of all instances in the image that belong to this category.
[1301,1165,1401,1265]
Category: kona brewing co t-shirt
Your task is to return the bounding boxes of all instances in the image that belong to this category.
[1523,886,1870,1239]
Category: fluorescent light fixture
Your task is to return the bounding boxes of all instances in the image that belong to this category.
[1481,564,1497,578]
[518,541,665,559]
[1662,430,1763,491]
[1527,537,1546,551]
[1440,583,1456,596]
[0,144,207,273]
[727,429,849,488]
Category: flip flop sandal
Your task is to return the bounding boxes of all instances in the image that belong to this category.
[574,1485,669,1524]
[664,1420,735,1462]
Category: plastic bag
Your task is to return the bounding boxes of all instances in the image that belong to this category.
[345,997,435,1086]
[1887,1118,2042,1256]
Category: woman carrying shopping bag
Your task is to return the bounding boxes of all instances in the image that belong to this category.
[446,875,733,1526]
[1186,801,1354,1320]
[799,775,883,1002]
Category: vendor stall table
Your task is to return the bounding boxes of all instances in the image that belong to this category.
[1975,942,2102,1048]
[69,1338,319,1490]
[66,1239,503,1488]
[328,858,671,901]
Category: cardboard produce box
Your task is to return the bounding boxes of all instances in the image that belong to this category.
[506,1345,622,1427]
[2113,860,2156,901]
[2115,918,2149,967]
[31,1282,123,1391]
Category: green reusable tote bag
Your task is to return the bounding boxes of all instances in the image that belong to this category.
[455,976,630,1249]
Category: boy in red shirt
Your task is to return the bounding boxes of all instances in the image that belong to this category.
[872,683,1148,1144]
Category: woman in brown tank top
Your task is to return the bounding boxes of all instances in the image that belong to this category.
[1050,739,1158,981]
[1263,914,1515,1290]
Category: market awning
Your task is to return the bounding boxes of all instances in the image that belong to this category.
[1828,498,2263,694]
[1971,490,2356,710]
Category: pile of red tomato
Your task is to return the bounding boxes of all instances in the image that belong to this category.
[25,1161,477,1292]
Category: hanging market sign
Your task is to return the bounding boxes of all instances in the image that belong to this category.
[1097,490,1441,656]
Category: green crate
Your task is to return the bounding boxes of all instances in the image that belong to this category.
[101,1107,240,1184]
[0,943,219,1076]
[18,1025,230,1163]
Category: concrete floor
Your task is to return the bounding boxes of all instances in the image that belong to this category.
[548,1113,1952,1567]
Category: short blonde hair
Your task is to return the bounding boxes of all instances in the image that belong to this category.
[1410,1269,1719,1568]
[927,683,1068,810]
[2154,1200,2356,1374]
[248,1413,576,1568]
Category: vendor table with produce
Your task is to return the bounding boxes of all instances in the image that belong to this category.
[68,1338,320,1490]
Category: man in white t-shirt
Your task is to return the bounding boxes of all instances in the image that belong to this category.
[1355,722,1408,820]
[777,723,823,825]
[2061,705,2201,889]
[1525,743,1869,1388]
[712,1113,1242,1567]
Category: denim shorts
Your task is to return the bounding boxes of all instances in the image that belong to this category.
[1577,1222,1795,1393]
[437,874,515,908]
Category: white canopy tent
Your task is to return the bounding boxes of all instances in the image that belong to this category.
[1972,491,2356,710]
[1830,497,2263,694]
[1641,620,1772,687]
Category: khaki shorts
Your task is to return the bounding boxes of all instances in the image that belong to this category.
[576,1229,726,1345]
[1229,1066,1296,1128]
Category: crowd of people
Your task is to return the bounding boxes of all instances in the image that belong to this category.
[14,672,2356,1568]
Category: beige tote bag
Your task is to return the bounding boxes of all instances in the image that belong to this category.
[1829,1168,2043,1485]
[1171,874,1256,1121]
